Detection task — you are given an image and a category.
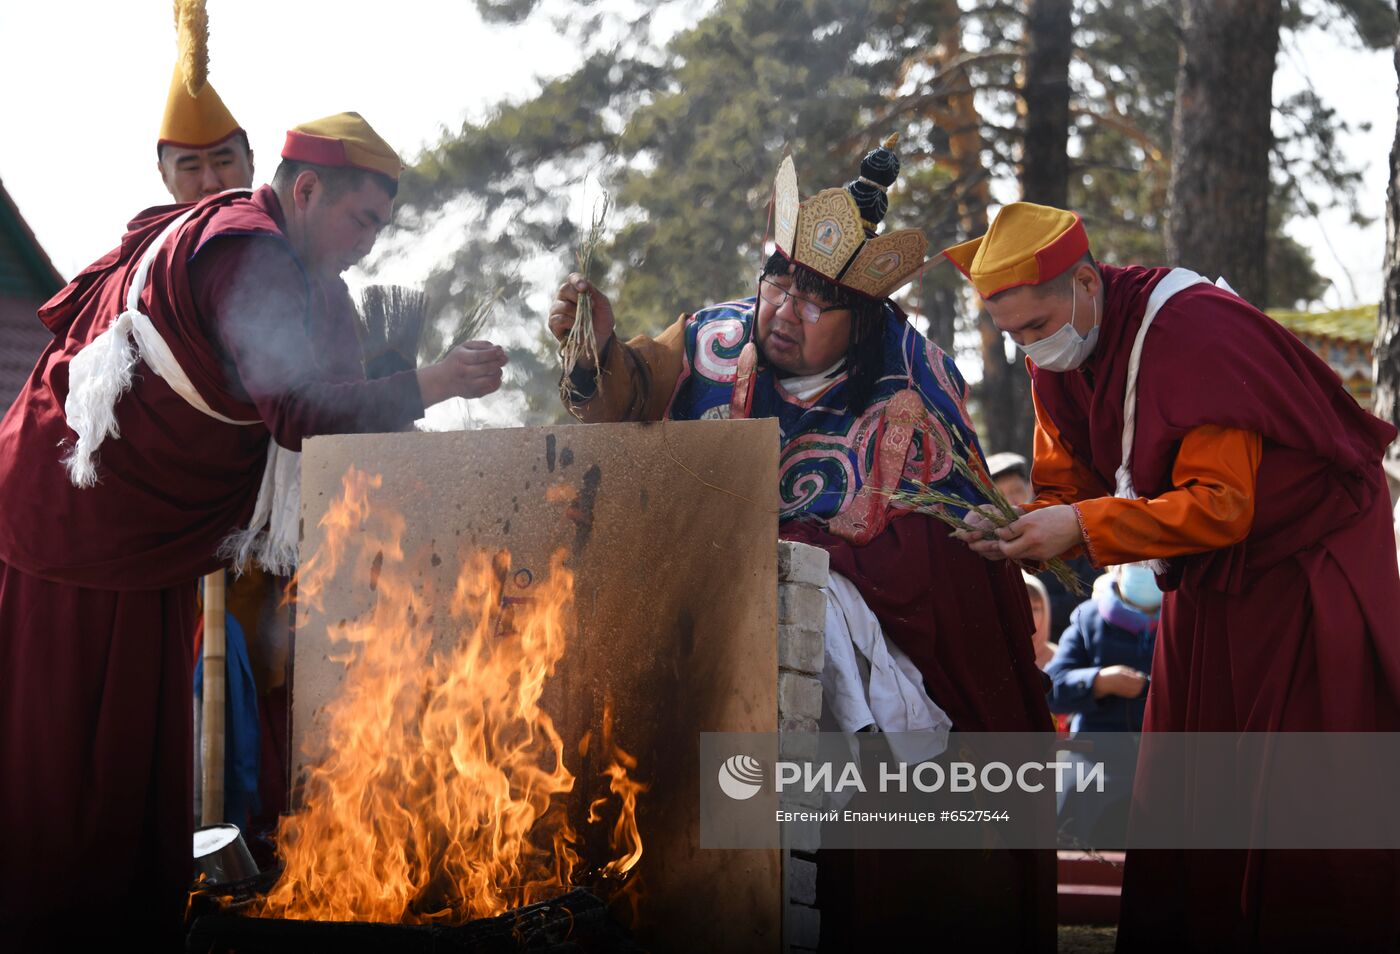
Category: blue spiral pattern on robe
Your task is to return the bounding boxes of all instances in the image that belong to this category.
[665,298,991,524]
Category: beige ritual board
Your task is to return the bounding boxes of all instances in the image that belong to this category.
[293,419,780,951]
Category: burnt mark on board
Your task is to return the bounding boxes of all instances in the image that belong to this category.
[571,464,603,556]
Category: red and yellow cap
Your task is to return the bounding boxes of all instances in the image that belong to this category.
[157,65,243,150]
[281,113,403,181]
[941,201,1088,299]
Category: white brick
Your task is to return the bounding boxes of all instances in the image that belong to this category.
[778,582,826,628]
[778,541,830,587]
[783,816,822,853]
[778,623,824,675]
[786,855,818,906]
[779,715,819,735]
[784,902,821,950]
[779,728,818,763]
[778,672,822,721]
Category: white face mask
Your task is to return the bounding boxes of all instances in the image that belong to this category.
[1019,288,1099,372]
[1117,563,1162,612]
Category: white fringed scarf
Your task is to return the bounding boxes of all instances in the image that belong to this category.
[61,193,301,575]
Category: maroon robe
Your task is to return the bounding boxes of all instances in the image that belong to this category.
[0,186,423,944]
[1031,264,1400,951]
[0,187,419,588]
[784,514,1056,952]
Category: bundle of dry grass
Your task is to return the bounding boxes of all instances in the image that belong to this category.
[434,287,507,363]
[886,411,1087,597]
[558,194,612,402]
[359,285,429,379]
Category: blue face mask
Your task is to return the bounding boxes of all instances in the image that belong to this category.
[1019,287,1099,372]
[1117,563,1162,612]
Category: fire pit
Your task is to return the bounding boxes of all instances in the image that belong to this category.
[188,888,644,953]
[242,421,781,950]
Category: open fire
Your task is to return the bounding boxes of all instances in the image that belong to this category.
[255,467,644,925]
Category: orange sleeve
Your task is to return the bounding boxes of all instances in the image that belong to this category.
[563,315,687,423]
[1023,386,1109,511]
[1071,425,1261,567]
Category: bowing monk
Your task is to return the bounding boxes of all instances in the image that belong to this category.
[945,201,1400,951]
[0,113,507,945]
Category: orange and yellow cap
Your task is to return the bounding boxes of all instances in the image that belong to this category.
[941,201,1088,299]
[157,65,243,151]
[281,112,403,181]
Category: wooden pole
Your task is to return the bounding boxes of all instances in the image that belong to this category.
[201,569,227,825]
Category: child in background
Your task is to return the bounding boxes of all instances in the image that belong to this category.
[1022,571,1057,669]
[1044,563,1161,846]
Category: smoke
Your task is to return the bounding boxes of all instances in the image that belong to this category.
[211,237,410,445]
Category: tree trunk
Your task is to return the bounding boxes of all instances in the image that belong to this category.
[931,17,1036,459]
[1021,0,1073,208]
[1165,0,1282,306]
[974,0,1076,463]
[922,284,959,356]
[1376,7,1400,463]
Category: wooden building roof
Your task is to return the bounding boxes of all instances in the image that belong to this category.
[0,180,63,411]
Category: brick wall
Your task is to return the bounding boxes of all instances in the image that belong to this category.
[776,541,828,953]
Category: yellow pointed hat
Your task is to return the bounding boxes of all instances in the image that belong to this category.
[157,65,243,151]
[281,112,403,181]
[941,201,1088,299]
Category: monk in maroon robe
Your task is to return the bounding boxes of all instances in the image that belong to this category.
[945,202,1400,951]
[0,113,507,947]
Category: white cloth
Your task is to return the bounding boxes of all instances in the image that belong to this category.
[779,357,846,402]
[1115,267,1235,574]
[60,189,301,575]
[62,205,209,487]
[702,358,842,414]
[819,571,951,764]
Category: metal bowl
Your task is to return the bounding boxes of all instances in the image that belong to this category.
[192,823,260,886]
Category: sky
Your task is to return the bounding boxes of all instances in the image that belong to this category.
[0,1,1393,313]
[0,0,576,279]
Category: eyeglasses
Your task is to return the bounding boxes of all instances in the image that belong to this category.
[757,279,848,325]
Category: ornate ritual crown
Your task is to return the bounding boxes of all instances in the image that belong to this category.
[772,133,930,300]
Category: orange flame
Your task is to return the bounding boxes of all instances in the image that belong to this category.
[584,699,648,929]
[595,702,647,880]
[257,467,643,924]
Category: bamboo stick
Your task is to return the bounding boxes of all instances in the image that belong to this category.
[201,569,227,825]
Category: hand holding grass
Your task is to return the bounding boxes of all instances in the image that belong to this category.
[556,194,611,394]
[994,505,1084,563]
[882,408,1087,596]
[548,274,615,371]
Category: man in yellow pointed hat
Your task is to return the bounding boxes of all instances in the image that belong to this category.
[156,67,255,203]
[944,201,1400,949]
[0,112,508,945]
[156,56,263,861]
[546,139,1056,950]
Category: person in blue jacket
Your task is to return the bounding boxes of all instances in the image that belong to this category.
[1044,563,1160,846]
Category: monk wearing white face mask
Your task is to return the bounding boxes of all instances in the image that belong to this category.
[942,201,1400,951]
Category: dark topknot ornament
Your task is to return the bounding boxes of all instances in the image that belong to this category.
[770,133,930,300]
[846,133,902,236]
